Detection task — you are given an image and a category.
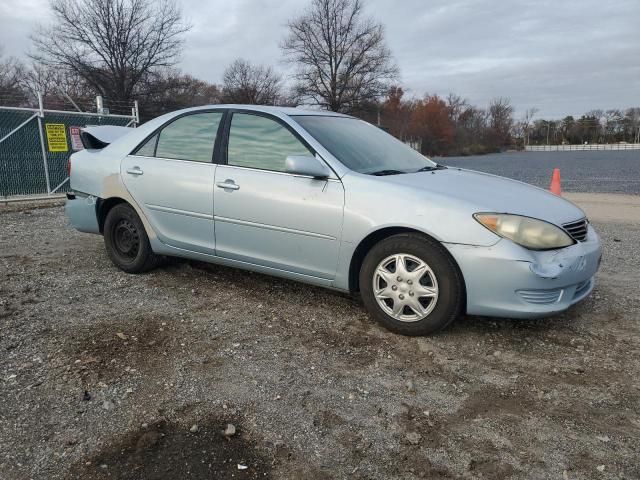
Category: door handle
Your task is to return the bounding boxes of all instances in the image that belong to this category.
[216,180,240,191]
[126,167,144,176]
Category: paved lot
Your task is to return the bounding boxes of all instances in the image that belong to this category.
[437,150,640,194]
[0,198,639,479]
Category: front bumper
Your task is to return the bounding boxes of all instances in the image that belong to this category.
[445,225,602,318]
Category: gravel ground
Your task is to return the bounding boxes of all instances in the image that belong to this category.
[1,202,639,479]
[437,150,640,194]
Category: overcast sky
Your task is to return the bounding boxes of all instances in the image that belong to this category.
[1,0,638,118]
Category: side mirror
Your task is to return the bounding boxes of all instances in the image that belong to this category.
[285,155,331,179]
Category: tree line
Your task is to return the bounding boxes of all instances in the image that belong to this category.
[373,94,640,155]
[1,0,638,156]
[516,108,640,147]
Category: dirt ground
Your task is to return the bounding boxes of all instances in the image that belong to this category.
[0,196,639,480]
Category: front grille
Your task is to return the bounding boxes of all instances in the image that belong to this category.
[517,288,563,305]
[563,218,588,242]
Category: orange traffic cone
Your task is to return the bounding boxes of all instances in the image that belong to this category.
[549,168,562,196]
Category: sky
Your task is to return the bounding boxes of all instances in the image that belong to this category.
[1,0,638,118]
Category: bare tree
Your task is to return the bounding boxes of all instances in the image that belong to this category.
[519,107,538,147]
[31,0,190,102]
[586,109,605,142]
[446,93,468,124]
[138,69,221,120]
[488,97,514,148]
[20,62,96,109]
[625,107,640,143]
[0,47,27,106]
[603,109,624,142]
[220,59,282,105]
[281,0,397,112]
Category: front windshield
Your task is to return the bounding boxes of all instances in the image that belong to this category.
[293,115,436,174]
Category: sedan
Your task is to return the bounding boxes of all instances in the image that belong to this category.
[66,105,602,335]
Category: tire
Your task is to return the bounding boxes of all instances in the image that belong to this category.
[103,203,160,273]
[359,233,464,336]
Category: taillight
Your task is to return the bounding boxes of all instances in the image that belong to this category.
[67,158,71,177]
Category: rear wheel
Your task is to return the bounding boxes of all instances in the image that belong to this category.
[103,203,160,273]
[359,233,464,336]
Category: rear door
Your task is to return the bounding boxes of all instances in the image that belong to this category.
[121,111,224,254]
[213,111,344,280]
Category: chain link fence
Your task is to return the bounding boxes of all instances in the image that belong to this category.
[0,98,137,198]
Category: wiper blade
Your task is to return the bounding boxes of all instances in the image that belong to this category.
[415,164,447,173]
[369,169,406,176]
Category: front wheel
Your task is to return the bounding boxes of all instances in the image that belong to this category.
[103,203,160,273]
[359,233,464,336]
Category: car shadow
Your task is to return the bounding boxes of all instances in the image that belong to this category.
[157,256,586,338]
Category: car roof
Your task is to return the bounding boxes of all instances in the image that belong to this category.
[172,104,353,118]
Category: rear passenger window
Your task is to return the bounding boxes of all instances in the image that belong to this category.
[227,113,312,172]
[153,112,223,162]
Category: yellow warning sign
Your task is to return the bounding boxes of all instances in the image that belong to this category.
[45,123,69,152]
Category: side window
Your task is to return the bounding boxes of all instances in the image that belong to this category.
[227,113,313,172]
[136,134,157,157]
[153,112,223,162]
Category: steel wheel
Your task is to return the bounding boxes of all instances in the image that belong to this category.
[372,253,439,322]
[103,203,160,273]
[113,219,140,260]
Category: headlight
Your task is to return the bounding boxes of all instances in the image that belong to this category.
[474,213,575,250]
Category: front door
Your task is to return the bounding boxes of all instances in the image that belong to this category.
[213,112,344,280]
[121,111,224,254]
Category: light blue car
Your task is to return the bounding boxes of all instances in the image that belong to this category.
[66,105,602,335]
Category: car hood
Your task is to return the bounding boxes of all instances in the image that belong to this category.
[380,168,586,226]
